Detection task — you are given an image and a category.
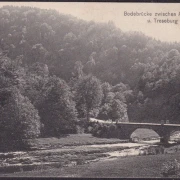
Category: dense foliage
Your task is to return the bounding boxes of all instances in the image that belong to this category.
[161,159,180,177]
[0,87,41,151]
[86,122,122,138]
[38,76,78,136]
[0,5,180,149]
[75,75,103,121]
[1,5,180,84]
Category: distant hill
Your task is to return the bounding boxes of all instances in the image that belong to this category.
[1,5,180,124]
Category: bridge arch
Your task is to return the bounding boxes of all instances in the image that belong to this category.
[113,121,180,143]
[117,124,170,143]
[169,130,180,141]
[117,125,161,141]
[130,128,160,141]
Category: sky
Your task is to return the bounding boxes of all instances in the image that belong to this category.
[0,2,180,42]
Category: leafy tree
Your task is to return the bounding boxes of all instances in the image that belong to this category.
[101,82,112,104]
[123,89,135,104]
[24,62,49,105]
[0,55,19,88]
[98,103,112,120]
[69,61,84,90]
[73,61,84,79]
[38,76,77,136]
[0,87,41,151]
[112,83,128,93]
[31,44,48,64]
[75,75,103,121]
[110,99,128,122]
[167,49,179,59]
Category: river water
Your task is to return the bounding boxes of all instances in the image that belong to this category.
[1,139,180,174]
[86,140,180,163]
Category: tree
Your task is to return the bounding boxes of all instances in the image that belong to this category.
[123,89,135,104]
[0,55,19,89]
[110,99,128,122]
[98,103,112,120]
[75,75,103,121]
[69,61,84,90]
[101,82,112,104]
[112,83,128,93]
[167,49,179,59]
[24,62,49,105]
[38,76,77,136]
[0,87,41,151]
[73,61,84,79]
[31,44,48,64]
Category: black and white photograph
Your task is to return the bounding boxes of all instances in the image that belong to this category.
[0,2,180,178]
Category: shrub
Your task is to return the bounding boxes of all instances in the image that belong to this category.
[161,159,180,177]
[91,122,120,138]
[91,124,100,137]
[76,125,84,134]
[108,124,117,132]
[86,126,93,133]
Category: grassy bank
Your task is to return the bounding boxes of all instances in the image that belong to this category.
[28,134,128,150]
[3,152,180,178]
[0,132,177,177]
[0,134,131,174]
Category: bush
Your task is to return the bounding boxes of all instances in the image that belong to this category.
[108,124,117,132]
[86,126,93,133]
[91,123,120,138]
[161,159,180,177]
[76,125,84,134]
[91,124,101,137]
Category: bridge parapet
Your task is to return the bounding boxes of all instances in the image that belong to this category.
[115,122,180,144]
[90,118,180,143]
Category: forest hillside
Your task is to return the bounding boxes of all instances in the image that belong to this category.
[0,5,180,145]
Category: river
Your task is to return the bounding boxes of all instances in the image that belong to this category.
[85,139,180,164]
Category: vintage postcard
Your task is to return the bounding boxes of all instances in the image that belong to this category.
[0,1,180,178]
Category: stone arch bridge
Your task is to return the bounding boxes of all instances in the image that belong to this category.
[115,122,180,143]
[91,119,180,144]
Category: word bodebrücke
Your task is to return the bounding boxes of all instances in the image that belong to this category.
[124,11,179,16]
[124,11,179,24]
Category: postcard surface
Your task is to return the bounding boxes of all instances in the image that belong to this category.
[0,2,180,178]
